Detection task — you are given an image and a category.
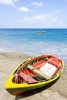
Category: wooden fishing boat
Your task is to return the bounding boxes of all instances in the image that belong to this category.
[4,54,64,95]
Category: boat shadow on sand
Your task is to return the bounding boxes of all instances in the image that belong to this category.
[15,77,59,100]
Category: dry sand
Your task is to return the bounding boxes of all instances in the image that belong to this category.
[0,52,67,100]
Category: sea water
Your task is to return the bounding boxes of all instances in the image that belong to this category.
[0,29,67,62]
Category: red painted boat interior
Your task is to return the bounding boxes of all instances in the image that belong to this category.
[13,55,62,84]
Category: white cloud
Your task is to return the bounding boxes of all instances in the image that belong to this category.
[17,7,30,12]
[0,0,18,6]
[22,11,59,23]
[16,10,63,28]
[32,2,43,7]
[49,17,58,23]
[1,10,64,28]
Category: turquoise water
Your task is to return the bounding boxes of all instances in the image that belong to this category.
[0,29,67,62]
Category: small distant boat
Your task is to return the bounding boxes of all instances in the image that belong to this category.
[35,31,45,34]
[4,54,64,95]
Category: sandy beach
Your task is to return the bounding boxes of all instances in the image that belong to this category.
[0,52,67,100]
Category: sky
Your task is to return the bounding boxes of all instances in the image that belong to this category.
[0,0,67,28]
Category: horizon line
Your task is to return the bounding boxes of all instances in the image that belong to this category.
[0,28,67,29]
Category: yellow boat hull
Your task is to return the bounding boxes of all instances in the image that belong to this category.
[4,55,64,95]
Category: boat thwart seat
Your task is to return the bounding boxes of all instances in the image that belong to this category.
[19,72,38,84]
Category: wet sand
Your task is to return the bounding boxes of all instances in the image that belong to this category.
[0,52,67,100]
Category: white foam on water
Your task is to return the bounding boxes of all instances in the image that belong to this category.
[0,41,67,62]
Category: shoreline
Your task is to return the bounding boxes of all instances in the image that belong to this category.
[0,52,67,100]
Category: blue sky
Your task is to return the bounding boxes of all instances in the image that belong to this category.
[0,0,67,28]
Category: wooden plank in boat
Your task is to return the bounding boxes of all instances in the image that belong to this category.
[19,72,38,84]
